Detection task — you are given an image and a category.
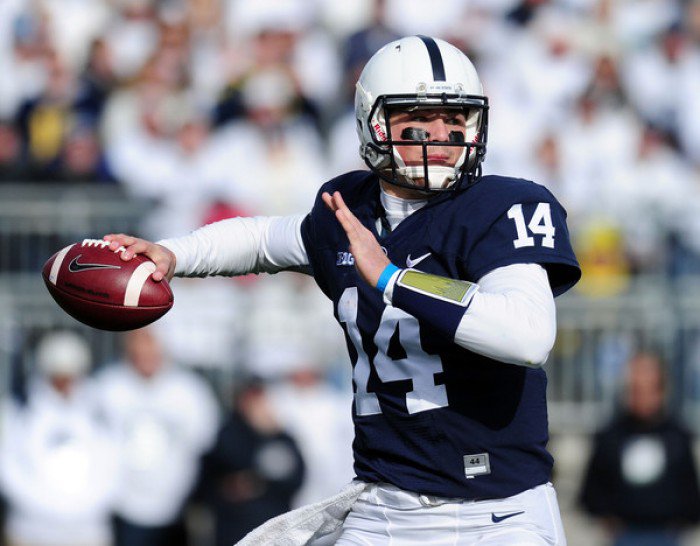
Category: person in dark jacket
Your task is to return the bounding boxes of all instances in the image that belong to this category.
[201,376,306,546]
[579,350,700,546]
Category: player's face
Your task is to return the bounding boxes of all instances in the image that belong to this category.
[388,107,467,180]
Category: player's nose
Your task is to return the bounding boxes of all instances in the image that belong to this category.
[429,119,450,141]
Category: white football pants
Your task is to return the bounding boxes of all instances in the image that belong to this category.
[335,482,567,546]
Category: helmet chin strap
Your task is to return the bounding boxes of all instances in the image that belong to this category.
[390,147,467,190]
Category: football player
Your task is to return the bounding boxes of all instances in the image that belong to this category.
[105,36,581,545]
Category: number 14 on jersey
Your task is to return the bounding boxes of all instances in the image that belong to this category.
[338,287,448,416]
[507,203,555,249]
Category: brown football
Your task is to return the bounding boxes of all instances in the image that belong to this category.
[42,239,173,331]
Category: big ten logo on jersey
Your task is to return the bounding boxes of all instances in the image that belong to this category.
[337,251,355,266]
[507,203,555,249]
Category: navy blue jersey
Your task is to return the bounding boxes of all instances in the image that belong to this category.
[300,171,580,500]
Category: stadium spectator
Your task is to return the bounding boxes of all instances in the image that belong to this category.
[150,276,245,372]
[222,0,340,126]
[200,375,305,546]
[34,0,110,73]
[92,327,220,546]
[0,119,26,182]
[554,88,641,226]
[579,350,700,546]
[210,65,331,217]
[268,358,355,509]
[0,330,120,546]
[504,5,592,128]
[620,22,688,136]
[608,123,697,277]
[51,116,117,184]
[101,0,159,82]
[2,6,53,119]
[15,49,78,182]
[608,0,680,50]
[73,38,119,123]
[385,0,469,38]
[341,0,400,105]
[676,1,700,166]
[242,288,353,509]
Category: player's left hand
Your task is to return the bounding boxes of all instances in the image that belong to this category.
[323,191,390,287]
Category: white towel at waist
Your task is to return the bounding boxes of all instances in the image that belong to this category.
[236,480,367,546]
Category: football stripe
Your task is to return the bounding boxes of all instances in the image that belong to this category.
[49,244,75,285]
[124,261,156,307]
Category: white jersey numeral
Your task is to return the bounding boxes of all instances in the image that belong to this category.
[338,287,381,416]
[338,287,448,416]
[507,203,555,249]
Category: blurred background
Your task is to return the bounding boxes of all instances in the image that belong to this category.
[1,0,700,545]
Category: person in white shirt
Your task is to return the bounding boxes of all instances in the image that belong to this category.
[0,330,120,546]
[92,326,220,546]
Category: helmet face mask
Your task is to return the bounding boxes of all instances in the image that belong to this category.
[368,96,487,192]
[355,36,489,193]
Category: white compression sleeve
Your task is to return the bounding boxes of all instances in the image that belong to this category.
[454,263,556,368]
[158,215,308,277]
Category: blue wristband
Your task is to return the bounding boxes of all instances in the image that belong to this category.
[376,263,400,292]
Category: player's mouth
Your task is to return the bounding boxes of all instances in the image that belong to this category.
[406,155,452,165]
[426,154,451,164]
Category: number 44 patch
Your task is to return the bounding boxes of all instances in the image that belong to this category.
[507,203,555,249]
[463,452,491,479]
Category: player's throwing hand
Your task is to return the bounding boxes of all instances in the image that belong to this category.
[103,234,176,282]
[322,191,390,288]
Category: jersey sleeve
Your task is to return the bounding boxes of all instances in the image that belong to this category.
[159,215,309,278]
[464,184,581,297]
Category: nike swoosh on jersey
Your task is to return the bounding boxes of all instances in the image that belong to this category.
[68,256,121,273]
[491,511,525,523]
[406,252,431,268]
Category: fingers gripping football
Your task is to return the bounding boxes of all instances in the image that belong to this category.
[322,191,390,287]
[103,234,176,282]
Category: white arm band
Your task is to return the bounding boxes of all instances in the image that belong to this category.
[455,263,556,368]
[158,215,309,277]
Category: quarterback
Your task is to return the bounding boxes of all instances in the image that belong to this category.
[106,36,581,545]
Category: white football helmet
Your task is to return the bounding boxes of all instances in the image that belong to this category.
[355,35,488,192]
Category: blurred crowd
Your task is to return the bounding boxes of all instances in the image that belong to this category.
[3,327,699,546]
[0,328,354,546]
[1,0,700,293]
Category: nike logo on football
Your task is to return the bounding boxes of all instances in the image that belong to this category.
[406,252,431,268]
[68,255,121,273]
[491,511,524,523]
